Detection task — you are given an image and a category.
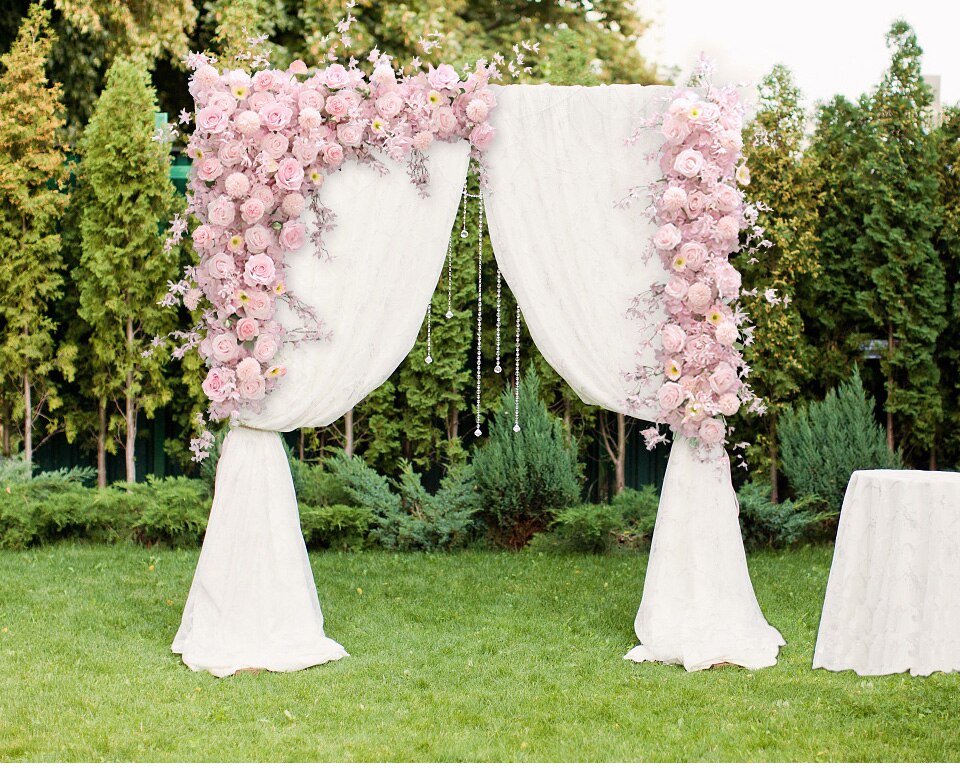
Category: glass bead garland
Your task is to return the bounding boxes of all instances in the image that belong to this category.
[474,190,485,437]
[514,302,521,433]
[424,302,432,364]
[494,269,502,374]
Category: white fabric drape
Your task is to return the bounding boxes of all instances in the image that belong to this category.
[173,142,471,676]
[485,84,784,670]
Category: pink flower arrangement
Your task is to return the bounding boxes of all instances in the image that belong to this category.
[157,24,538,460]
[624,65,767,453]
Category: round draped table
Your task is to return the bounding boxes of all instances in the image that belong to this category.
[813,469,960,676]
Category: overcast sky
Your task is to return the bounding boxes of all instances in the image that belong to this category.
[638,0,960,110]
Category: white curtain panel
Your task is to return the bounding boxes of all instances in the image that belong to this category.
[173,142,471,676]
[484,84,784,670]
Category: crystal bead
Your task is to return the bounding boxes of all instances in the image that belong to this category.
[494,365,502,374]
[474,428,482,437]
[513,424,521,433]
[424,356,432,364]
[445,310,453,319]
[460,229,469,239]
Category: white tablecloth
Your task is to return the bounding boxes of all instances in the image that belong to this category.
[813,469,960,676]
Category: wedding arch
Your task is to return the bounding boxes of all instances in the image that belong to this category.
[160,47,784,677]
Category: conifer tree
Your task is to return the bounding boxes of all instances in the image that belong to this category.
[0,4,71,471]
[74,57,178,484]
[741,65,820,500]
[855,20,945,461]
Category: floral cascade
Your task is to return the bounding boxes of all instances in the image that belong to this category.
[624,62,771,456]
[156,19,536,460]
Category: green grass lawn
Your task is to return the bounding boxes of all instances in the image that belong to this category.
[0,543,958,762]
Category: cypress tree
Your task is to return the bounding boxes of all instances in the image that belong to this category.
[855,20,945,462]
[0,3,71,471]
[73,57,178,485]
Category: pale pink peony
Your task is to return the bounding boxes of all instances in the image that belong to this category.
[224,171,251,199]
[299,107,323,130]
[236,317,260,341]
[653,223,683,252]
[714,184,740,212]
[292,137,319,165]
[708,363,740,395]
[239,197,266,224]
[281,193,305,218]
[236,356,261,382]
[698,418,726,445]
[718,393,741,416]
[469,123,495,152]
[686,282,713,312]
[716,265,742,298]
[674,148,705,178]
[371,64,397,86]
[202,367,235,402]
[664,275,689,300]
[275,157,305,191]
[211,332,239,363]
[250,184,275,208]
[208,197,236,227]
[428,63,460,91]
[657,381,685,411]
[298,89,324,111]
[279,221,306,252]
[244,254,276,286]
[661,324,687,353]
[253,334,279,362]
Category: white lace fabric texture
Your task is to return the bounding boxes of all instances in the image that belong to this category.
[813,469,960,677]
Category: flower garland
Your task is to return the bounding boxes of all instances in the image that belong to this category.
[156,21,536,460]
[624,62,771,455]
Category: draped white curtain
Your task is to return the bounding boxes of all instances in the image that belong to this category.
[484,84,784,670]
[173,142,471,676]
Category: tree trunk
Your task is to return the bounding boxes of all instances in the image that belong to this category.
[929,445,937,471]
[769,415,780,504]
[1,400,10,457]
[298,429,305,462]
[23,371,32,475]
[125,315,136,483]
[446,405,459,443]
[97,401,107,488]
[615,411,626,495]
[886,322,895,452]
[562,396,572,438]
[344,408,354,459]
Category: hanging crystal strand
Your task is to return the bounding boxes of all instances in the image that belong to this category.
[444,235,454,319]
[513,302,521,432]
[460,182,469,239]
[424,302,433,364]
[494,270,503,374]
[474,190,485,437]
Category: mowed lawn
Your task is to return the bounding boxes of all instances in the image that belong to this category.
[0,544,958,762]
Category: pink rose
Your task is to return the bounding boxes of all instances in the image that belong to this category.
[662,186,687,211]
[244,224,273,253]
[238,374,267,402]
[206,252,234,280]
[428,64,460,91]
[244,290,274,320]
[375,91,404,119]
[299,107,323,130]
[678,242,709,271]
[235,110,261,135]
[323,64,351,90]
[298,89,324,111]
[253,334,279,362]
[661,324,686,353]
[239,197,266,224]
[657,381,684,412]
[250,184,275,208]
[211,332,239,363]
[196,106,228,134]
[249,91,272,112]
[691,101,721,124]
[684,190,706,218]
[698,418,726,445]
[717,265,742,298]
[336,122,364,147]
[708,363,740,395]
[469,123,494,152]
[371,64,397,86]
[275,157,305,191]
[244,254,276,286]
[236,356,261,382]
[686,282,713,312]
[715,321,739,346]
[661,117,691,145]
[236,317,260,341]
[292,137,319,165]
[225,171,251,198]
[720,130,744,152]
[202,367,235,402]
[192,224,216,253]
[279,221,306,252]
[668,96,693,117]
[714,184,740,212]
[207,197,236,227]
[323,142,344,167]
[653,223,682,252]
[324,93,350,119]
[437,107,458,135]
[281,193,305,218]
[674,148,705,178]
[196,157,223,182]
[718,393,741,416]
[261,132,289,158]
[252,70,276,92]
[664,275,689,300]
[466,98,489,123]
[218,139,244,166]
[260,101,294,131]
